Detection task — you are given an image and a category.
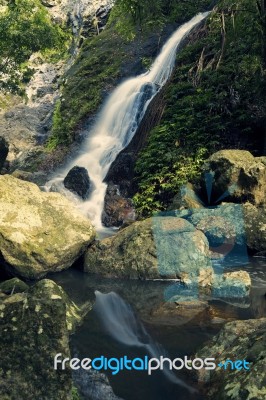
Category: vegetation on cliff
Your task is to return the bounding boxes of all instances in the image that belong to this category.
[133,0,266,216]
[0,0,68,94]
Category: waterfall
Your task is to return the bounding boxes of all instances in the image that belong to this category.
[93,291,196,393]
[45,12,209,230]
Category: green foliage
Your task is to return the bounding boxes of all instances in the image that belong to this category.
[109,0,164,40]
[134,147,207,216]
[134,0,266,216]
[71,386,81,400]
[109,0,210,40]
[47,100,63,150]
[0,0,68,93]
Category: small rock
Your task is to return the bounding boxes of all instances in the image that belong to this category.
[64,166,91,200]
[102,183,135,227]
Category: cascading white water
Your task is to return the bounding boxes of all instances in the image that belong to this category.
[93,291,196,393]
[45,12,209,230]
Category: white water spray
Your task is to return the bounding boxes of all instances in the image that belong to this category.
[45,13,209,230]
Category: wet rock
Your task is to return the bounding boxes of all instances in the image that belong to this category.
[212,270,251,299]
[196,318,266,399]
[201,150,266,206]
[104,153,135,197]
[163,268,251,305]
[0,279,76,400]
[149,300,210,326]
[64,166,91,200]
[102,183,135,227]
[0,175,95,279]
[0,136,9,172]
[84,217,212,280]
[0,278,28,295]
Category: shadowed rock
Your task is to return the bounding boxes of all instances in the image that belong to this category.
[64,166,91,200]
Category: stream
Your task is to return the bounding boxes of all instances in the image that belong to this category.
[50,256,266,400]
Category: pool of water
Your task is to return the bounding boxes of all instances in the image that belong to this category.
[50,257,266,400]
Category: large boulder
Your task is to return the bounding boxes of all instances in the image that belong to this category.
[84,217,212,281]
[197,318,266,400]
[102,183,135,227]
[243,203,266,253]
[0,136,9,172]
[63,166,91,200]
[0,175,95,279]
[175,203,266,254]
[201,150,266,206]
[0,279,85,400]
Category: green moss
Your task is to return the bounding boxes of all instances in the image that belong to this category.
[71,386,81,400]
[134,0,266,216]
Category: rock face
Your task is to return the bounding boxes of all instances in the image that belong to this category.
[0,136,9,171]
[84,217,212,280]
[201,150,266,206]
[0,175,95,279]
[0,279,75,400]
[102,183,135,227]
[64,166,91,199]
[197,318,266,400]
[104,153,136,197]
[168,183,204,211]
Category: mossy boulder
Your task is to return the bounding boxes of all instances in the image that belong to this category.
[31,279,91,333]
[0,278,28,295]
[197,318,266,400]
[0,175,95,279]
[84,217,212,280]
[0,279,85,400]
[243,203,266,253]
[202,150,266,206]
